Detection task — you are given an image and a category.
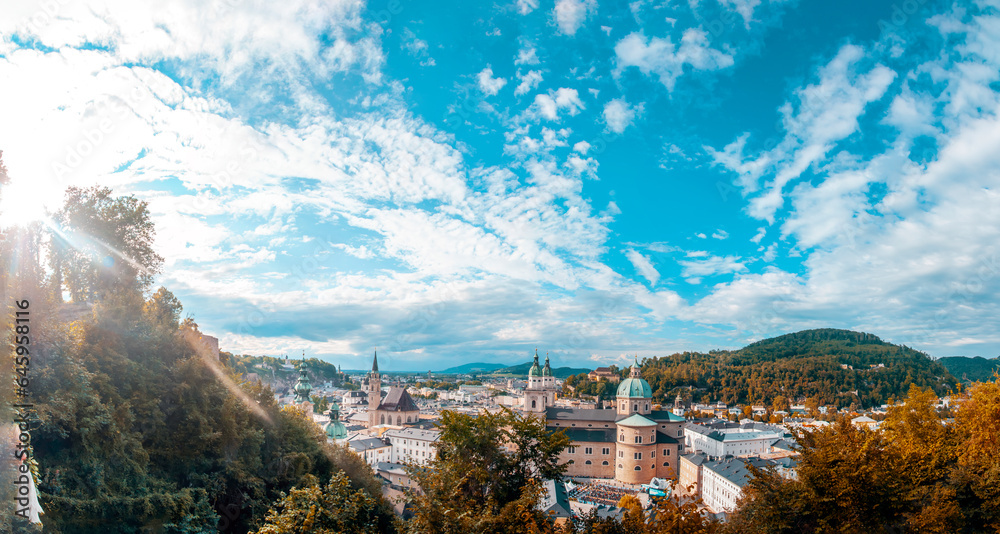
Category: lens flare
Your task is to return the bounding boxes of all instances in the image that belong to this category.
[0,180,50,228]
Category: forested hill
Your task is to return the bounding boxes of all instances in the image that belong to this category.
[938,356,1000,382]
[570,329,958,409]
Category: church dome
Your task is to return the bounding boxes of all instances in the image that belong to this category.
[542,354,553,377]
[616,377,652,398]
[324,419,347,440]
[616,355,651,399]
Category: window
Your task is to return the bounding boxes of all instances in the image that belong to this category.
[663,461,669,467]
[619,434,624,442]
[585,447,593,455]
[381,414,385,424]
[633,452,642,460]
[585,460,592,465]
[633,404,638,411]
[602,461,609,466]
[634,466,641,471]
[651,450,655,458]
[646,403,649,411]
[634,436,642,444]
[602,448,610,455]
[664,449,669,456]
[618,464,623,469]
[568,446,577,454]
[619,451,623,458]
[532,400,536,408]
[677,429,682,437]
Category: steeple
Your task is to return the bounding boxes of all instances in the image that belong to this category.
[372,348,379,373]
[542,352,552,377]
[293,359,312,404]
[528,348,542,377]
[629,354,642,378]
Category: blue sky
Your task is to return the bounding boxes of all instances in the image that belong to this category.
[2,0,999,371]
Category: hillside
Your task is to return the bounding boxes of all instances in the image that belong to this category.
[938,356,1000,382]
[568,329,957,408]
[438,362,509,374]
[492,361,592,378]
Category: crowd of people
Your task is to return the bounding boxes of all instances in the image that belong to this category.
[568,482,636,507]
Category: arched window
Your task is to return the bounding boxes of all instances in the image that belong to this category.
[407,416,412,423]
[618,464,623,469]
[634,466,641,471]
[532,400,537,408]
[380,414,385,424]
[633,404,638,411]
[662,462,669,467]
[619,434,624,442]
[397,416,402,425]
[602,461,609,466]
[646,403,649,410]
[585,460,592,465]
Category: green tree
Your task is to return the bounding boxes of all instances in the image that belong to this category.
[50,186,163,303]
[405,408,571,533]
[253,472,396,534]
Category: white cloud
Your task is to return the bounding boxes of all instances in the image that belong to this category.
[718,0,762,28]
[477,65,507,96]
[708,44,896,223]
[515,70,543,96]
[625,248,660,285]
[603,98,640,133]
[532,88,585,120]
[574,141,591,153]
[711,229,729,240]
[517,0,540,15]
[516,45,540,65]
[553,0,597,36]
[678,253,747,278]
[615,28,734,90]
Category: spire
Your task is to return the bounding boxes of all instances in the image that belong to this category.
[542,352,552,377]
[372,348,379,373]
[528,348,542,377]
[629,354,642,378]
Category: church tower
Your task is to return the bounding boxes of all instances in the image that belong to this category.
[523,349,547,415]
[367,350,382,427]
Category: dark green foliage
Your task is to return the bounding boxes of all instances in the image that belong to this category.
[252,472,397,534]
[938,356,1000,383]
[566,329,957,408]
[404,408,572,533]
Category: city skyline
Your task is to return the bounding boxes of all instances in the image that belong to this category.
[2,0,999,370]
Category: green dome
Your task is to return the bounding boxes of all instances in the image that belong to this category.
[542,354,552,377]
[324,419,347,440]
[616,377,652,398]
[528,350,542,377]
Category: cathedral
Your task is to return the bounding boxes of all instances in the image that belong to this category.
[363,351,420,427]
[522,352,685,485]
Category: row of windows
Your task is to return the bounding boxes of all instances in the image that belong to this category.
[615,462,671,470]
[568,446,613,455]
[583,460,610,466]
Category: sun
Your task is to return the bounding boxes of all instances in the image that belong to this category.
[0,179,52,228]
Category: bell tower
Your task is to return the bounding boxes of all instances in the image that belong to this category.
[367,350,382,427]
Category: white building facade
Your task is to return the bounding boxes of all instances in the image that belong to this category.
[385,427,440,465]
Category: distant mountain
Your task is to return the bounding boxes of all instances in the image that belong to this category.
[938,356,1000,382]
[492,361,592,378]
[437,362,509,374]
